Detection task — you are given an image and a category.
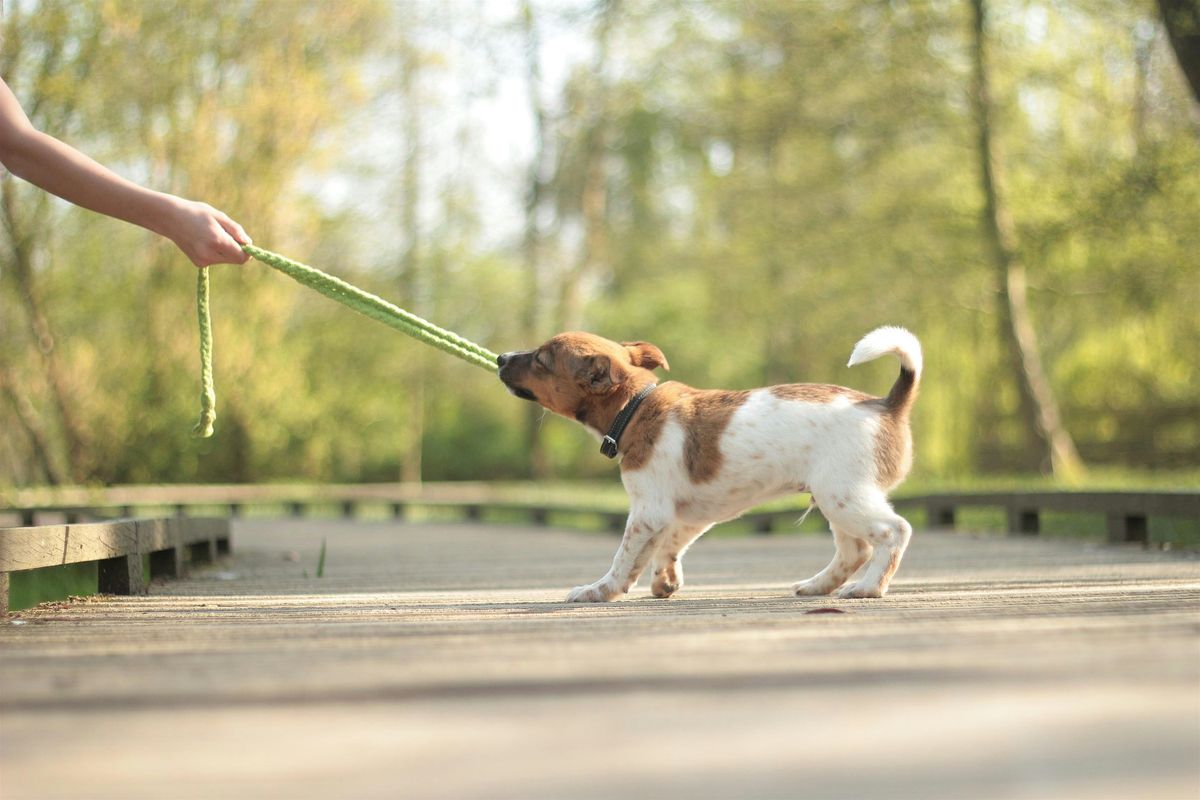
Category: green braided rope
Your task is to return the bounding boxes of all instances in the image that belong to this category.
[191,267,217,438]
[191,245,499,438]
[242,245,498,368]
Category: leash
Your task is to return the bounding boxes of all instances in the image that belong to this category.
[192,244,500,438]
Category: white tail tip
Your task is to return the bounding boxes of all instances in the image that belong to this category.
[847,326,923,377]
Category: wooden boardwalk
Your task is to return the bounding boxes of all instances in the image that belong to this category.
[2,520,1199,800]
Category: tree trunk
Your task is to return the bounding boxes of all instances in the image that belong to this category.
[520,0,550,478]
[969,0,1084,479]
[0,365,65,484]
[1158,0,1200,104]
[398,37,424,485]
[1,181,91,482]
[554,1,619,333]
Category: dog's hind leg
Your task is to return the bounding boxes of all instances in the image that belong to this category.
[792,525,872,597]
[567,512,671,602]
[650,523,711,598]
[816,491,912,599]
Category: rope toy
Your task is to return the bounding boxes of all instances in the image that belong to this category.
[192,244,499,438]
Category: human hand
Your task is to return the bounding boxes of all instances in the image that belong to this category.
[164,198,252,267]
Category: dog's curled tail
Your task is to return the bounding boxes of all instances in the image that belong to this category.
[847,326,922,415]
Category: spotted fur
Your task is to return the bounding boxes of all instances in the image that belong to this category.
[498,326,923,602]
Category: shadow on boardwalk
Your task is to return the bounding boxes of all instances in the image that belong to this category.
[2,520,1198,800]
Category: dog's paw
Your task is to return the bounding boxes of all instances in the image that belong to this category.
[566,581,621,603]
[835,582,884,599]
[651,576,680,598]
[792,578,836,597]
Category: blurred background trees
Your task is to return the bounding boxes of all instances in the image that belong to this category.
[2,0,1197,488]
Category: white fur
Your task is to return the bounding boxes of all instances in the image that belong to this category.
[847,325,922,377]
[566,328,919,604]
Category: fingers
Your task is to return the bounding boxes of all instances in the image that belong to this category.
[216,210,252,247]
[190,211,252,267]
[170,198,254,267]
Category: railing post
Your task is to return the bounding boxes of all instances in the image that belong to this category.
[927,504,956,529]
[341,500,356,520]
[390,502,406,520]
[530,508,548,526]
[188,539,217,565]
[1008,508,1040,535]
[20,509,35,527]
[464,504,483,522]
[1107,513,1148,545]
[149,547,183,580]
[228,503,242,518]
[289,501,305,518]
[98,553,146,595]
[0,572,9,616]
[752,514,773,535]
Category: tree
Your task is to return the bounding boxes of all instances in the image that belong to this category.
[968,0,1084,478]
[1158,0,1200,103]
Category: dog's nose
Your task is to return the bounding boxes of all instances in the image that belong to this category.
[497,352,512,368]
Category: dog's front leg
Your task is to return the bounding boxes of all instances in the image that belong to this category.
[651,523,711,598]
[566,513,667,603]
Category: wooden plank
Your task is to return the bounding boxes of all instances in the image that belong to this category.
[62,520,139,567]
[1,521,138,572]
[0,571,8,616]
[136,518,177,553]
[0,525,69,572]
[0,518,226,575]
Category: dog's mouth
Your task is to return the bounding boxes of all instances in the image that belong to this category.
[509,385,536,402]
[499,370,538,402]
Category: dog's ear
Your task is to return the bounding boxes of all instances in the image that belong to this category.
[578,354,616,392]
[623,342,670,372]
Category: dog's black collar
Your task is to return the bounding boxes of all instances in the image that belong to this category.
[600,383,657,459]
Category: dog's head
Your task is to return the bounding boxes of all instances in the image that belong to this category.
[497,332,669,430]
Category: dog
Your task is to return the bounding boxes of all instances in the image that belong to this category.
[497,326,922,602]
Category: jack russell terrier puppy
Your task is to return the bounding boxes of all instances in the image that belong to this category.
[497,326,922,602]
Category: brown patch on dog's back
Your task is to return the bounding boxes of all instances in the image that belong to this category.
[770,383,871,404]
[681,390,750,483]
[619,382,684,471]
[619,384,749,482]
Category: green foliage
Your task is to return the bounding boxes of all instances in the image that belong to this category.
[7,561,97,612]
[1,0,1197,489]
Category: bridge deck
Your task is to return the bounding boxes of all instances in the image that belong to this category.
[2,520,1198,800]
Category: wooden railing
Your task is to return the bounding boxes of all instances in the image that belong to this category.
[0,517,231,615]
[894,491,1200,544]
[4,489,1197,544]
[4,490,1196,613]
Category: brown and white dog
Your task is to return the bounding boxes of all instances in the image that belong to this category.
[497,326,922,602]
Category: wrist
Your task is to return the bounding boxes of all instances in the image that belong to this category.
[143,192,188,241]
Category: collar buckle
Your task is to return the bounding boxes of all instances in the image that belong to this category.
[598,383,657,460]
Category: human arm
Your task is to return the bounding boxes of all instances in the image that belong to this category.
[0,78,250,267]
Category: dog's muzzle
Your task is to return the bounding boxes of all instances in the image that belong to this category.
[497,352,537,401]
